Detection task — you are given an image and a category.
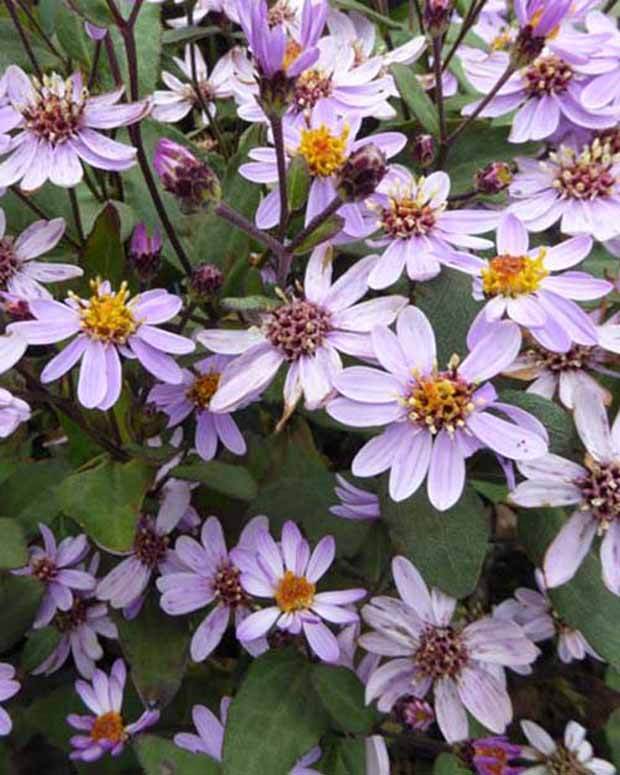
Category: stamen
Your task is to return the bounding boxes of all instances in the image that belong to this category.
[77,280,138,344]
[298,124,349,178]
[265,298,331,361]
[481,252,548,297]
[275,570,315,613]
[186,372,221,409]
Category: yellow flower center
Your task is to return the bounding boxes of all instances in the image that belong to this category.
[406,368,475,435]
[186,372,220,409]
[275,570,315,613]
[282,40,302,70]
[481,253,548,297]
[490,29,513,50]
[79,280,137,344]
[91,711,125,744]
[298,124,349,178]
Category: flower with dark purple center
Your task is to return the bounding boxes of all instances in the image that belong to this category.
[394,696,435,731]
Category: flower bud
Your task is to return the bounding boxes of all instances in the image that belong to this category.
[336,143,387,202]
[128,223,162,281]
[394,696,435,732]
[413,134,435,168]
[474,161,513,194]
[190,263,224,299]
[258,70,297,119]
[511,26,545,67]
[0,293,32,321]
[424,0,454,36]
[153,139,221,214]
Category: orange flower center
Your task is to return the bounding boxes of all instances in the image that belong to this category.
[91,711,125,743]
[186,372,220,409]
[275,571,315,612]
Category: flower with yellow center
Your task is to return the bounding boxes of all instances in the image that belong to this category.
[91,711,126,744]
[186,371,221,409]
[298,124,350,178]
[481,252,548,297]
[275,570,316,613]
[405,362,476,435]
[77,280,138,344]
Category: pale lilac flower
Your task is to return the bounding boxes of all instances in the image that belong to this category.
[240,103,405,233]
[366,736,390,775]
[509,139,620,242]
[197,246,407,413]
[68,659,159,762]
[360,556,539,743]
[152,45,235,124]
[394,696,435,731]
[463,213,610,353]
[10,280,194,410]
[330,474,380,521]
[510,383,620,595]
[0,67,147,190]
[157,516,269,661]
[0,387,30,438]
[148,355,246,462]
[327,306,548,510]
[364,167,499,288]
[175,697,321,773]
[471,737,524,775]
[580,11,620,110]
[236,520,366,662]
[0,327,26,373]
[13,524,95,628]
[0,211,81,299]
[514,0,573,44]
[520,720,615,775]
[33,554,118,679]
[0,664,19,737]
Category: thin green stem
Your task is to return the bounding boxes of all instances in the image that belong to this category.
[68,189,85,245]
[214,201,286,258]
[4,0,42,78]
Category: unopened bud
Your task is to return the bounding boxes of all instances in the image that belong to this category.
[128,223,162,281]
[474,161,513,194]
[190,263,224,299]
[1,293,33,321]
[336,143,387,202]
[511,25,545,67]
[424,0,454,35]
[153,139,221,214]
[394,696,435,731]
[413,134,435,168]
[258,70,296,119]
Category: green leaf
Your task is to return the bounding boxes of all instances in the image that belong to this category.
[606,708,620,767]
[116,596,189,708]
[220,295,281,313]
[392,63,440,136]
[312,665,380,734]
[434,753,472,775]
[286,155,311,212]
[292,215,346,255]
[109,3,162,97]
[21,627,63,673]
[162,25,223,45]
[0,19,57,71]
[333,0,405,28]
[1,460,72,536]
[382,481,490,598]
[58,457,154,552]
[0,575,43,652]
[55,3,92,67]
[135,735,222,774]
[318,738,367,775]
[222,649,329,775]
[172,461,258,501]
[64,0,114,26]
[499,390,578,458]
[0,518,28,569]
[80,203,125,289]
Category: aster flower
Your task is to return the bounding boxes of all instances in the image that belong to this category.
[197,246,407,413]
[9,280,194,410]
[152,45,235,124]
[512,0,573,66]
[175,697,321,773]
[509,138,620,242]
[0,67,147,190]
[68,659,159,762]
[13,524,95,628]
[0,664,19,737]
[330,474,380,521]
[364,167,499,288]
[520,720,615,775]
[157,516,269,661]
[0,387,30,438]
[361,556,538,742]
[327,306,548,509]
[148,355,246,462]
[463,213,610,353]
[240,103,405,233]
[580,11,620,110]
[0,210,82,299]
[366,736,390,775]
[0,327,27,374]
[33,554,118,679]
[469,736,524,775]
[510,383,620,595]
[394,695,435,732]
[236,520,366,662]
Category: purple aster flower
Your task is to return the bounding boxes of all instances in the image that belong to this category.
[496,569,600,665]
[148,355,246,462]
[510,383,620,595]
[239,102,405,233]
[509,139,620,242]
[0,67,147,190]
[157,516,269,661]
[470,736,524,775]
[520,720,615,775]
[364,167,499,288]
[197,246,407,414]
[0,210,82,299]
[580,11,620,110]
[33,554,118,679]
[394,696,435,732]
[366,736,391,775]
[175,696,321,773]
[0,664,19,737]
[0,387,30,438]
[0,327,26,373]
[68,659,159,763]
[236,520,366,663]
[330,474,380,521]
[128,223,162,281]
[327,306,548,510]
[13,524,95,628]
[360,556,539,743]
[463,213,610,353]
[10,280,194,410]
[512,0,573,65]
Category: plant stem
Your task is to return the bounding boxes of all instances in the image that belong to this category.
[88,40,103,90]
[68,189,85,245]
[442,0,487,73]
[270,114,289,241]
[4,0,42,78]
[287,195,342,252]
[214,201,286,258]
[15,0,67,65]
[432,36,447,156]
[9,187,82,250]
